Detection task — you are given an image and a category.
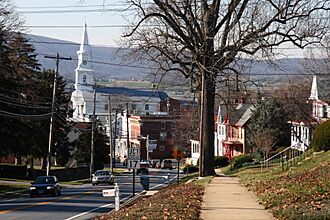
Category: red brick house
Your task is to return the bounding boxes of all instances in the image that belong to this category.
[217,103,254,159]
[129,114,177,160]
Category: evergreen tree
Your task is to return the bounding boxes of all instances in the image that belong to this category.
[247,98,290,158]
[74,123,109,171]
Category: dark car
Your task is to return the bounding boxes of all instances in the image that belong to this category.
[29,176,61,197]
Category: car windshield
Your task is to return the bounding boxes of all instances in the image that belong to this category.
[34,176,55,184]
[95,171,110,176]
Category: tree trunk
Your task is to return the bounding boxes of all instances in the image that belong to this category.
[199,72,216,177]
[41,156,47,170]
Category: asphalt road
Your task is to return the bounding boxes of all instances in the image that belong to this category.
[0,169,181,220]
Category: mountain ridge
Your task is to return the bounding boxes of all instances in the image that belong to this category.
[27,34,313,84]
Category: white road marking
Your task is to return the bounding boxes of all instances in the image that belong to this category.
[64,196,130,220]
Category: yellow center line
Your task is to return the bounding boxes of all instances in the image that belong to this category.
[0,190,96,215]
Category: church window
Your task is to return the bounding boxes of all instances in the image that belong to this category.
[83,75,87,83]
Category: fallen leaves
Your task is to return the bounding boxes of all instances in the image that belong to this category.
[96,183,204,220]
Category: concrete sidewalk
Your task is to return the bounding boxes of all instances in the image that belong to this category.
[200,170,275,220]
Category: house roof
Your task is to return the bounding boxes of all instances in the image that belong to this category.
[217,103,253,127]
[95,87,169,100]
[230,103,253,126]
[235,106,254,127]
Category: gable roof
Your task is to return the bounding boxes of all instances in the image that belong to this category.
[95,87,169,100]
[235,106,254,127]
[230,103,253,125]
[217,103,254,126]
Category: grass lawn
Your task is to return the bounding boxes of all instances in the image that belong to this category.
[0,183,29,195]
[225,150,330,220]
[97,173,211,220]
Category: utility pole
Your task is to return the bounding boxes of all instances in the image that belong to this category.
[90,82,97,179]
[44,53,71,176]
[199,71,205,177]
[126,103,135,196]
[146,135,149,161]
[108,94,113,173]
[113,109,118,168]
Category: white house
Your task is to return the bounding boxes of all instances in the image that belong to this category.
[290,74,330,151]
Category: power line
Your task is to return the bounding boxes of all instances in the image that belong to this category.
[17,8,131,14]
[0,109,51,118]
[17,3,130,9]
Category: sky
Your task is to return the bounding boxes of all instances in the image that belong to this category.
[12,0,310,58]
[13,0,127,47]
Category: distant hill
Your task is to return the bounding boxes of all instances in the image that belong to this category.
[27,34,313,84]
[27,34,152,82]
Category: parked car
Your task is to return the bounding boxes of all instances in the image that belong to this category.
[29,176,61,197]
[137,161,149,174]
[92,170,114,185]
[161,160,173,170]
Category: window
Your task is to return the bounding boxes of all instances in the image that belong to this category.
[132,104,137,110]
[145,104,149,110]
[83,75,86,83]
[323,105,328,118]
[160,132,167,141]
[159,145,165,151]
[105,104,109,110]
[161,122,166,129]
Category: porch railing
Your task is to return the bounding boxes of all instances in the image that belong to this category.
[260,146,313,173]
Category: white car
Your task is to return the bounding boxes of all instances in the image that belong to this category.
[92,170,114,185]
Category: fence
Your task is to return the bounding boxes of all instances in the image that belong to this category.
[260,147,313,173]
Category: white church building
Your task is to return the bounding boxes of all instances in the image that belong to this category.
[70,23,171,160]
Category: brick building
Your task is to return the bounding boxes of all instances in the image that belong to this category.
[129,114,177,160]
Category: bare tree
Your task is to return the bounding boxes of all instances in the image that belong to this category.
[254,128,277,160]
[122,0,329,176]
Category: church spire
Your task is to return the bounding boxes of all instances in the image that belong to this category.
[309,75,318,100]
[74,22,94,92]
[79,22,89,53]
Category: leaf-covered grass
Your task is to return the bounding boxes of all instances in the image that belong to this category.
[96,176,212,220]
[230,151,330,220]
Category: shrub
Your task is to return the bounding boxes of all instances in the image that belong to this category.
[214,156,229,168]
[311,120,330,152]
[0,164,28,179]
[231,154,253,170]
[183,165,199,173]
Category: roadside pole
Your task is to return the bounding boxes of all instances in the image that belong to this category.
[126,103,134,196]
[177,159,180,183]
[90,82,96,179]
[44,53,71,176]
[172,149,183,184]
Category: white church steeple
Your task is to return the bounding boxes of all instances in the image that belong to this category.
[74,22,94,92]
[309,75,318,100]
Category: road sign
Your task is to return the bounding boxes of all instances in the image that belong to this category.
[128,147,140,160]
[127,160,140,169]
[102,189,115,197]
[172,150,184,159]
